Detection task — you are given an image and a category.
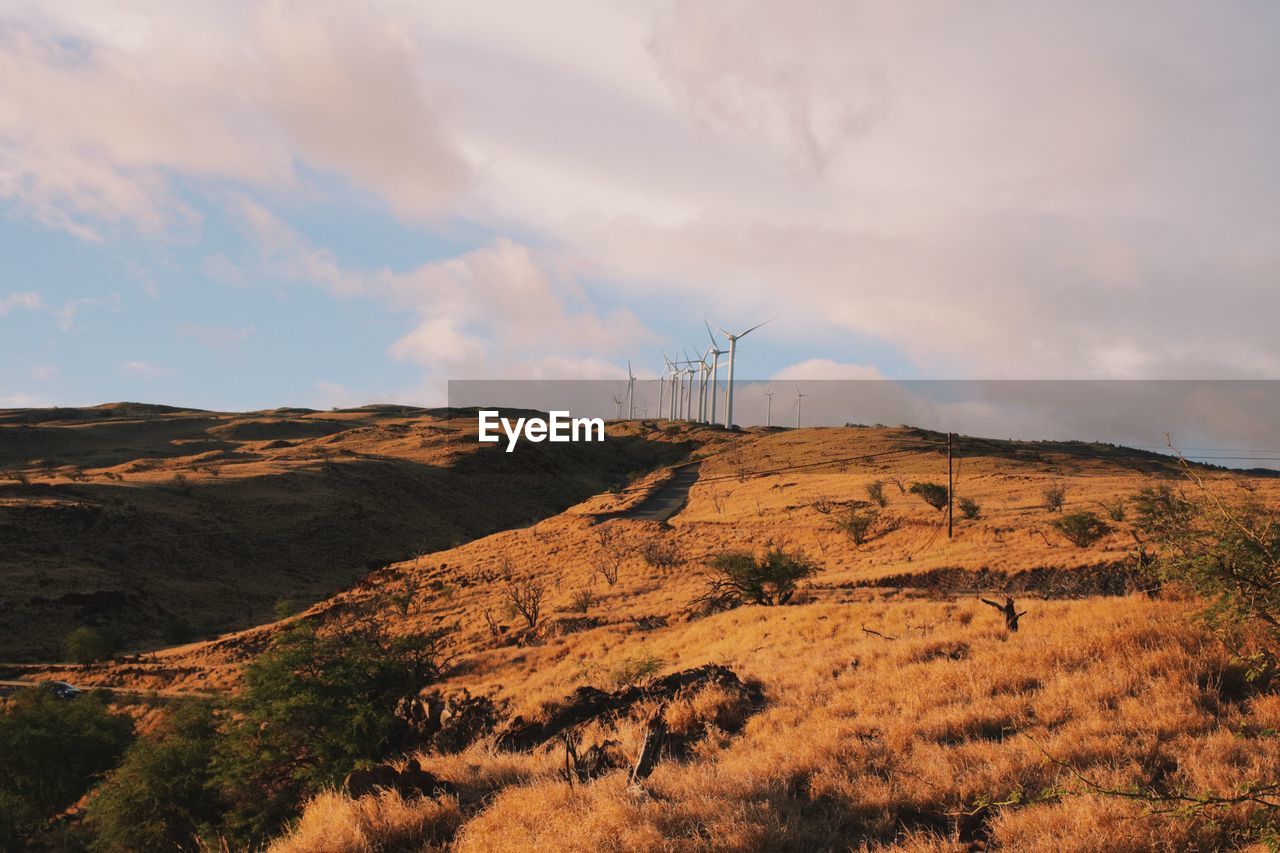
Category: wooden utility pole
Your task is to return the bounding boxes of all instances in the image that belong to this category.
[947,432,954,538]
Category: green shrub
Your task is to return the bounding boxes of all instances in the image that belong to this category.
[86,702,222,852]
[1134,481,1280,644]
[1051,511,1110,547]
[0,688,134,845]
[691,548,819,613]
[608,654,664,689]
[64,626,115,664]
[909,482,949,511]
[209,624,445,845]
[958,497,981,520]
[865,480,888,508]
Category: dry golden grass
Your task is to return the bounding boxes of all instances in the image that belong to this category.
[29,424,1279,848]
[269,596,1280,851]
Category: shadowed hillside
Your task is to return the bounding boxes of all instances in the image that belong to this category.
[0,404,696,659]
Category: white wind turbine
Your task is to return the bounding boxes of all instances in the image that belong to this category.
[713,318,775,429]
[703,321,727,426]
[612,392,624,420]
[792,384,809,428]
[626,360,636,419]
[765,384,774,427]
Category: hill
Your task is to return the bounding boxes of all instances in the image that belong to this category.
[13,424,1280,850]
[0,404,695,659]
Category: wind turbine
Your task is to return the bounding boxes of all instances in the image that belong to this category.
[612,392,624,420]
[704,321,727,426]
[626,361,636,419]
[792,384,808,428]
[713,318,774,429]
[765,385,774,427]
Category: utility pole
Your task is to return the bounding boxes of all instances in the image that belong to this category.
[947,432,954,539]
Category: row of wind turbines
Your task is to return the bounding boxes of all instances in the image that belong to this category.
[610,318,813,429]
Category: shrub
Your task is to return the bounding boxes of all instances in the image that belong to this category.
[691,548,819,613]
[64,626,115,664]
[637,537,682,570]
[501,569,545,629]
[1043,481,1067,512]
[1134,480,1280,644]
[0,688,134,846]
[570,587,595,614]
[836,508,879,546]
[909,482,949,511]
[86,701,222,852]
[811,497,836,515]
[1051,511,1111,548]
[608,654,664,688]
[210,624,445,844]
[958,497,981,520]
[1098,497,1127,522]
[866,480,888,508]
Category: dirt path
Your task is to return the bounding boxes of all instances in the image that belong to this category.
[0,678,219,702]
[620,462,702,522]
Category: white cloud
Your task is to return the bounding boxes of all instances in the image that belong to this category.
[0,2,470,238]
[773,359,883,381]
[0,291,42,316]
[119,359,171,378]
[4,2,1280,380]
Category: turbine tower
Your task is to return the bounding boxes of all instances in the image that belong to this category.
[792,384,808,428]
[626,361,636,419]
[704,321,727,426]
[713,318,774,429]
[765,384,774,427]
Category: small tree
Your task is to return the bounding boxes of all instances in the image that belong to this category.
[865,480,888,508]
[1043,481,1067,512]
[1098,497,1127,522]
[86,701,223,852]
[210,624,445,844]
[1134,479,1280,643]
[0,688,134,846]
[1051,511,1111,548]
[909,482,949,511]
[958,497,981,520]
[836,508,879,546]
[691,548,819,613]
[64,626,114,664]
[502,570,545,629]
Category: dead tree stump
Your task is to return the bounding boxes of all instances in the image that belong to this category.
[630,711,668,783]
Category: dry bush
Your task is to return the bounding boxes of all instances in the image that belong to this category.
[500,564,545,630]
[811,497,836,515]
[1043,481,1068,512]
[866,479,888,507]
[834,507,879,546]
[690,548,819,613]
[637,537,682,571]
[570,586,595,614]
[958,497,981,520]
[267,789,462,853]
[664,683,754,737]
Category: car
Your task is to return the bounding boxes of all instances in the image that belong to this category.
[46,681,83,700]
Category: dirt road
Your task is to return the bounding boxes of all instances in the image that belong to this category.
[620,462,701,522]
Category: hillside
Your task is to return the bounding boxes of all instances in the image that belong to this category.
[0,404,696,659]
[16,425,1280,850]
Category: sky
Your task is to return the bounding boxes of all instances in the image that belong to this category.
[3,1,1280,412]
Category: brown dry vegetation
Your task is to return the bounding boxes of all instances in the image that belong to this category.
[0,404,693,658]
[14,423,1280,848]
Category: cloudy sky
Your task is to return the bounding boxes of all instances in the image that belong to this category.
[3,1,1280,411]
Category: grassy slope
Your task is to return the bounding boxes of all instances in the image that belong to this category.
[22,424,1280,849]
[0,405,694,659]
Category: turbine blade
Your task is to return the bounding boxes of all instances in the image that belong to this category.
[737,317,777,339]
